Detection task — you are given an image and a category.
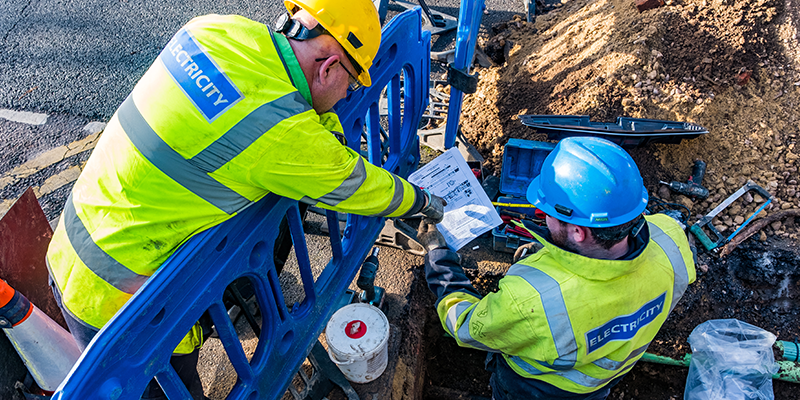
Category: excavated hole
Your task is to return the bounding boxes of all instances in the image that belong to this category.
[729,247,800,315]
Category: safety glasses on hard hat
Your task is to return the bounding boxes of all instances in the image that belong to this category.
[315,57,362,92]
[273,13,327,41]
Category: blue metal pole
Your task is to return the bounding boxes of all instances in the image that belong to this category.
[444,0,486,149]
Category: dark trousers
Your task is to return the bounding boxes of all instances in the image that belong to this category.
[485,352,622,400]
[49,278,205,400]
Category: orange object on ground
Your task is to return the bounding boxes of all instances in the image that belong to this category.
[0,279,14,307]
[1,279,81,392]
[0,280,34,326]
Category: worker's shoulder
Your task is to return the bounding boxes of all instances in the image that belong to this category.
[645,213,685,232]
[644,213,692,252]
[182,14,268,36]
[185,14,257,26]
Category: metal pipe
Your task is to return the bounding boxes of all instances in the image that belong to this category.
[640,352,800,384]
[640,352,691,367]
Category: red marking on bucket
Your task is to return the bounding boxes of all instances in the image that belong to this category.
[345,320,367,339]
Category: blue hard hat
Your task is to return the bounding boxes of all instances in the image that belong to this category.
[526,136,648,228]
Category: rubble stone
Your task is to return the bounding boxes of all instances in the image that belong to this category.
[635,0,665,12]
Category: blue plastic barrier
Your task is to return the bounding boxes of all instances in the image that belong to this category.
[443,0,486,149]
[53,8,430,400]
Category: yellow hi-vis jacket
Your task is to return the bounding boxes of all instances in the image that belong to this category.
[46,15,423,354]
[436,214,696,394]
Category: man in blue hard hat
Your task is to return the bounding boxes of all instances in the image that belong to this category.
[417,136,696,399]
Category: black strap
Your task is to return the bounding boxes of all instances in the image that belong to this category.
[273,13,327,41]
[331,131,347,146]
[630,216,647,238]
[447,63,478,94]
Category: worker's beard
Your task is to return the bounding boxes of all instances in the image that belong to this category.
[549,222,582,254]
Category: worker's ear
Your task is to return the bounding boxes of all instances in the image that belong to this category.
[316,55,341,88]
[569,224,589,243]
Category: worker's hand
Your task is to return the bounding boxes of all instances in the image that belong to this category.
[513,241,544,263]
[417,219,448,252]
[420,190,447,224]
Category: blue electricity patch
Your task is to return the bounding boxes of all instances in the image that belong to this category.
[585,292,666,354]
[161,29,242,122]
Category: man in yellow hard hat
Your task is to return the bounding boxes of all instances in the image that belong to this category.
[46,1,445,398]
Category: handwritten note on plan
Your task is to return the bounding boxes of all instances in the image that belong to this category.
[408,148,502,251]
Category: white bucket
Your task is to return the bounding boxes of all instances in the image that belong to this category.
[325,303,389,383]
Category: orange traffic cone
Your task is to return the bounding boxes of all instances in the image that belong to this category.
[0,279,81,394]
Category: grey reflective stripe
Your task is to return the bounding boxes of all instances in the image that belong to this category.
[63,194,149,295]
[592,343,649,370]
[119,96,250,214]
[189,92,312,172]
[445,301,497,352]
[302,164,400,209]
[372,174,405,217]
[509,355,546,375]
[560,362,635,387]
[444,300,468,334]
[510,354,635,387]
[315,157,367,206]
[299,196,318,205]
[648,223,690,313]
[507,264,577,369]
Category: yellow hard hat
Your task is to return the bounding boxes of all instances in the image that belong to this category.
[284,0,380,86]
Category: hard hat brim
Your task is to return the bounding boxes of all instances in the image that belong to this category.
[526,176,649,228]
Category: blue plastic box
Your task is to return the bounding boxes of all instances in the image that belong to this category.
[492,139,555,253]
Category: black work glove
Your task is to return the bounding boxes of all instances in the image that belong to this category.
[420,190,447,224]
[513,241,544,263]
[417,219,448,252]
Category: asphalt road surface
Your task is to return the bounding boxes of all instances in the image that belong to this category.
[0,0,523,119]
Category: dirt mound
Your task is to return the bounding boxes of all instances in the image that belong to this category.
[460,0,800,271]
[441,0,800,397]
[464,0,800,245]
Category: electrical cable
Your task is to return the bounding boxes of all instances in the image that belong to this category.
[647,196,691,224]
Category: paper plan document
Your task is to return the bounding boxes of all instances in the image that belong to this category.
[408,148,502,251]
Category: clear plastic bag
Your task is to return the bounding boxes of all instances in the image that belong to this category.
[684,319,779,400]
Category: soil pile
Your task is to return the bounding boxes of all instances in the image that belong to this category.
[439,0,800,397]
[465,0,800,242]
